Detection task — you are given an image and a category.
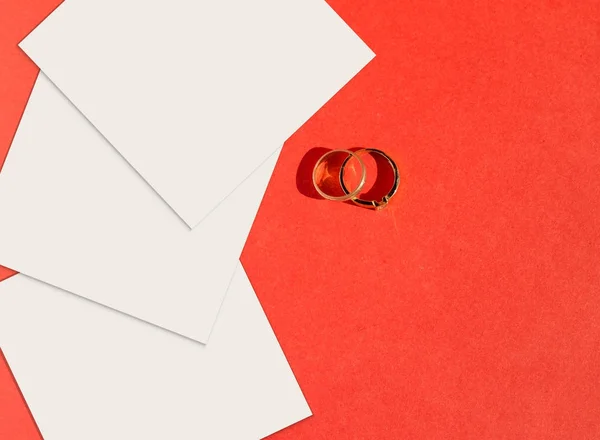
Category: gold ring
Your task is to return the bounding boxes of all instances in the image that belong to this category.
[340,148,399,210]
[312,149,367,202]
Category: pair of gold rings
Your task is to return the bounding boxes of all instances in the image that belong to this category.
[312,148,399,210]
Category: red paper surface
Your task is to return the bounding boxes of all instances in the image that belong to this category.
[0,351,42,440]
[0,0,61,169]
[243,0,600,438]
[0,267,16,283]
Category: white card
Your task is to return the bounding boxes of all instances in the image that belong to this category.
[0,73,279,343]
[20,0,375,228]
[0,269,311,440]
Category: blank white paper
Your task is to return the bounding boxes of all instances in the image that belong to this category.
[20,0,375,228]
[0,269,311,440]
[0,73,279,343]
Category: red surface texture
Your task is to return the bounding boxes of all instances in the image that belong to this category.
[243,1,600,439]
[0,351,42,440]
[0,267,17,284]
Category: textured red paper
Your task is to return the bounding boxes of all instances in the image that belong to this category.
[0,0,62,170]
[0,350,42,440]
[0,267,17,283]
[243,0,600,439]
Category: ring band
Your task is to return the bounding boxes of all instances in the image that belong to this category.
[312,149,367,202]
[340,148,399,210]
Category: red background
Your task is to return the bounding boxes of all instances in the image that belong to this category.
[1,0,600,439]
[243,1,600,439]
[0,351,42,440]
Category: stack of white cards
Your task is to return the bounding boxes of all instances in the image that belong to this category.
[0,0,373,438]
